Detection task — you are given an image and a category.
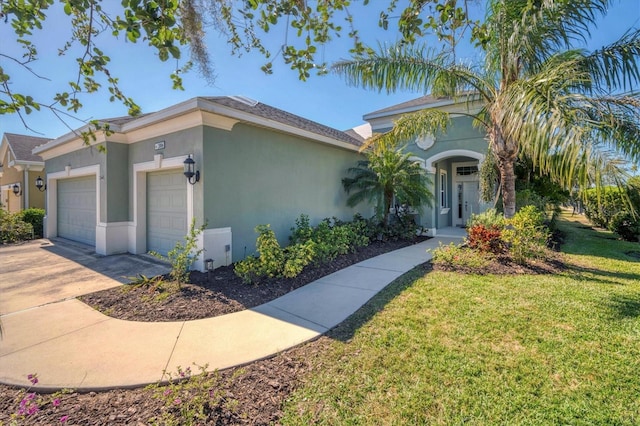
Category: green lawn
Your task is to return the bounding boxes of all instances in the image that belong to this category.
[281,212,640,425]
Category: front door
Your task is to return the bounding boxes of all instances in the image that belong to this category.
[462,181,480,225]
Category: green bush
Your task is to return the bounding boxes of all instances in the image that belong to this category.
[583,187,626,228]
[502,206,550,264]
[283,240,316,278]
[610,211,640,242]
[20,208,45,238]
[235,224,317,284]
[236,215,375,284]
[0,210,34,243]
[429,242,491,271]
[467,208,506,229]
[151,218,204,285]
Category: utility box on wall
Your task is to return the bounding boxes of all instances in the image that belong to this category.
[194,227,232,272]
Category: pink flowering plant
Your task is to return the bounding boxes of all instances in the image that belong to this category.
[147,364,241,426]
[8,373,72,424]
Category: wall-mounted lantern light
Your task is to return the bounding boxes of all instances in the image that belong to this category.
[12,183,22,196]
[183,154,200,185]
[35,176,47,192]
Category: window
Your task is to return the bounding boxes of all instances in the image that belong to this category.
[440,171,448,208]
[456,165,478,176]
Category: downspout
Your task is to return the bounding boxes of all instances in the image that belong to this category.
[23,168,29,210]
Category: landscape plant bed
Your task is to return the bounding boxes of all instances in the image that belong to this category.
[1,235,575,425]
[79,237,429,322]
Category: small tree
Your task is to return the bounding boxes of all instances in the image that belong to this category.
[151,218,204,286]
[342,143,433,227]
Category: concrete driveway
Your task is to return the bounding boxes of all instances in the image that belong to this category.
[0,238,170,315]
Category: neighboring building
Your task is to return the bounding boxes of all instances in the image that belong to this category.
[362,94,491,235]
[33,96,367,271]
[0,133,49,213]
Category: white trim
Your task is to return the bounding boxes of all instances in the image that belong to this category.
[439,170,448,211]
[130,155,193,254]
[34,97,360,159]
[424,149,485,173]
[193,227,233,272]
[97,222,129,255]
[45,164,101,251]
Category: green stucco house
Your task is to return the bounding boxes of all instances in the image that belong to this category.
[33,96,368,271]
[31,94,489,271]
[362,95,490,236]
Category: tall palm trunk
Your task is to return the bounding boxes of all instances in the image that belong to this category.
[383,187,394,226]
[490,124,518,218]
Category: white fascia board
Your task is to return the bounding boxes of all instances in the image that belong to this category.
[33,122,123,156]
[195,99,360,152]
[364,96,484,121]
[363,98,458,121]
[118,98,201,133]
[34,96,359,157]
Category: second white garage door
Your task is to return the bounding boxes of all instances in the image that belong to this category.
[147,169,187,255]
[57,176,97,246]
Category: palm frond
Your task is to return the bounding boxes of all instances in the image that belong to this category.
[332,43,494,102]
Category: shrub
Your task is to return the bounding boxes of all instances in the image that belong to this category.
[151,219,204,285]
[283,240,316,278]
[516,189,548,216]
[610,211,640,242]
[289,214,313,245]
[20,208,45,238]
[583,187,626,228]
[466,224,505,254]
[235,224,317,284]
[148,365,240,426]
[236,214,374,284]
[502,206,550,264]
[429,242,491,271]
[467,208,506,229]
[0,210,34,243]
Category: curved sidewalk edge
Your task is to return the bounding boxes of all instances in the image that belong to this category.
[0,236,462,392]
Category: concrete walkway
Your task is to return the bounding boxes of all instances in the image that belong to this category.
[0,233,463,392]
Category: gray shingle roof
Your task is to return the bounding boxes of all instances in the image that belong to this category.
[364,95,451,118]
[99,114,151,126]
[3,133,49,162]
[202,96,363,147]
[364,92,480,119]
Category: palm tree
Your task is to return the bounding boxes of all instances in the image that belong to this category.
[342,144,433,226]
[333,0,640,218]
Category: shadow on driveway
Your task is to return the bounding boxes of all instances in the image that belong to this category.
[0,238,170,315]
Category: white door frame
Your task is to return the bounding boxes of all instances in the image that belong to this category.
[452,160,481,226]
[45,165,101,247]
[130,154,194,254]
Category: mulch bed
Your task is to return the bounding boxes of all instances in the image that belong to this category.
[78,237,428,322]
[0,235,568,425]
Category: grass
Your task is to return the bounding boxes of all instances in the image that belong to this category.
[281,211,640,425]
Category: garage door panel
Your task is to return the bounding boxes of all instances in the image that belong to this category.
[147,169,187,256]
[58,176,96,246]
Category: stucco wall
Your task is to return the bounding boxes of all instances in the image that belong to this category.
[127,126,203,222]
[105,142,129,222]
[202,124,368,261]
[44,145,107,221]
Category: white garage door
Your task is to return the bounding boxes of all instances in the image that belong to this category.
[147,169,187,255]
[57,176,97,246]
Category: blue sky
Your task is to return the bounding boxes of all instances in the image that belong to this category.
[0,0,638,139]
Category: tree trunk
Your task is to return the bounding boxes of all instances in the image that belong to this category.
[498,156,517,219]
[383,188,393,227]
[490,122,518,219]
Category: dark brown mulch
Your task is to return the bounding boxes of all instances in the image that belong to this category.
[0,336,334,425]
[432,254,568,275]
[1,236,570,425]
[79,237,428,322]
